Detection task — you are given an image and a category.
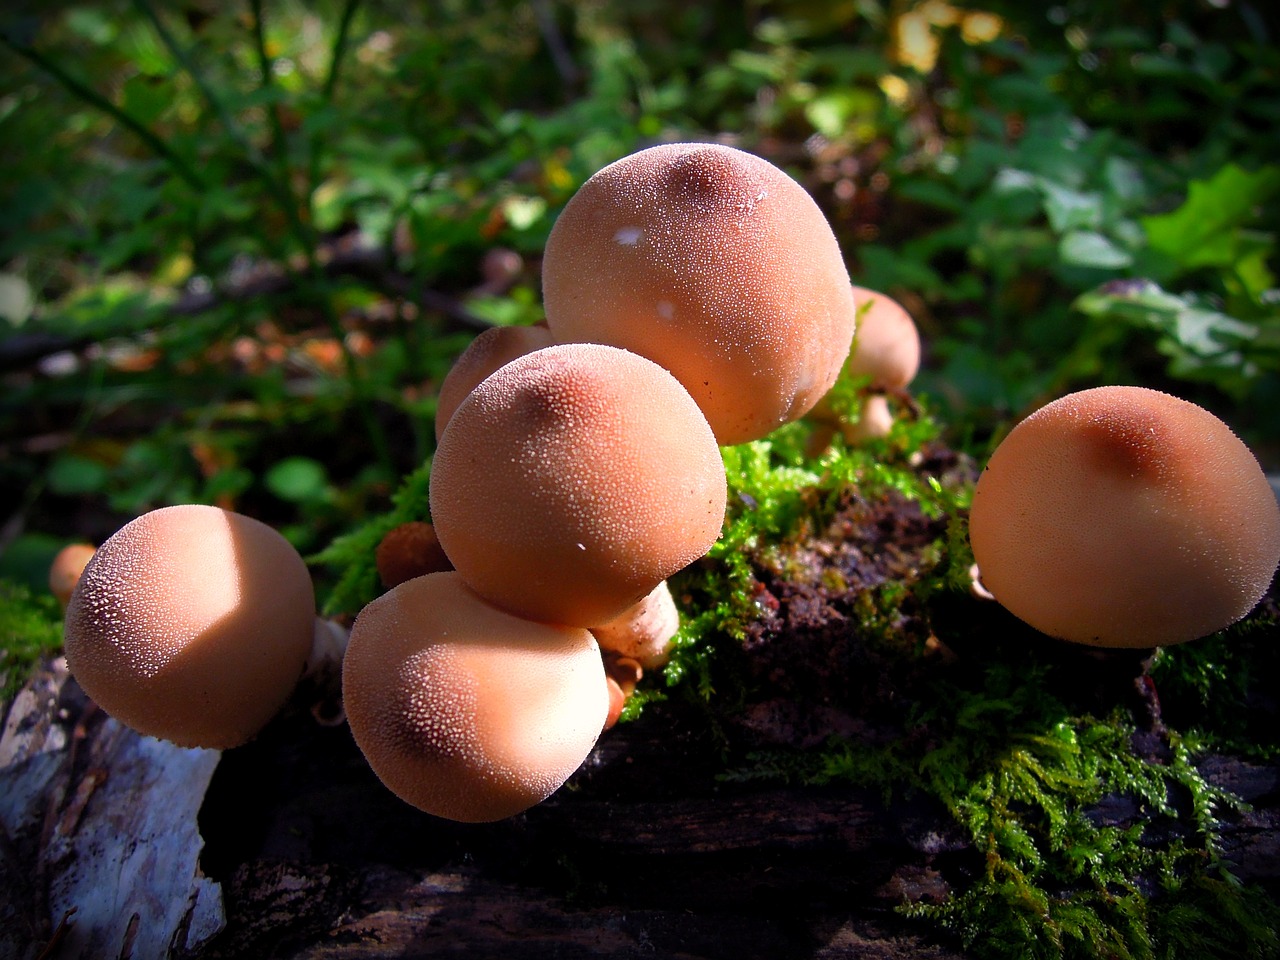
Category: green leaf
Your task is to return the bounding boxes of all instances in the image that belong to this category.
[1141,164,1280,280]
[265,457,330,504]
[47,454,111,496]
[1059,231,1133,269]
[1040,182,1104,233]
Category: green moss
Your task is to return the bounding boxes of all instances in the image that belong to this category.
[662,413,1280,960]
[313,399,1278,958]
[0,579,65,701]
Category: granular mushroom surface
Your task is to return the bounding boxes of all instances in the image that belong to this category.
[968,386,1280,647]
[63,504,315,748]
[542,142,857,445]
[430,343,727,627]
[341,572,608,822]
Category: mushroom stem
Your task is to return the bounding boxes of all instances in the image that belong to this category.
[590,580,680,670]
[302,615,351,726]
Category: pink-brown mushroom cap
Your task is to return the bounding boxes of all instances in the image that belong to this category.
[63,504,315,748]
[968,386,1280,647]
[49,542,96,609]
[341,572,608,822]
[429,343,727,627]
[541,142,857,445]
[434,323,555,442]
[845,286,921,391]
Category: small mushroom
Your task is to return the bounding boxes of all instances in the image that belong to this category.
[433,323,555,442]
[375,521,453,589]
[49,543,96,610]
[809,287,921,448]
[968,386,1280,647]
[430,343,727,627]
[542,142,857,445]
[341,571,608,822]
[602,655,643,730]
[591,579,680,670]
[843,286,921,394]
[63,504,316,748]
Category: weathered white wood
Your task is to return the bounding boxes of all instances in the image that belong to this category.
[0,661,226,960]
[42,720,224,959]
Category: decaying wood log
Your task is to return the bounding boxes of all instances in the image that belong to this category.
[2,650,1277,960]
[0,660,222,960]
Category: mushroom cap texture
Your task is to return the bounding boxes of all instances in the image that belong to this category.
[434,323,555,442]
[430,342,728,627]
[342,572,608,822]
[844,286,920,390]
[541,142,857,445]
[969,386,1280,648]
[63,504,315,748]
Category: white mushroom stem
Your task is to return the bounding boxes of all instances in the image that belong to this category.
[302,616,352,726]
[590,580,679,670]
[968,563,996,602]
[840,393,895,443]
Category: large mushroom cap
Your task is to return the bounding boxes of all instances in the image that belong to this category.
[969,386,1280,648]
[63,504,315,748]
[342,572,608,822]
[541,142,857,445]
[430,342,727,628]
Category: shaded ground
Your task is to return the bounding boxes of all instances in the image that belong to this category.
[3,463,1278,959]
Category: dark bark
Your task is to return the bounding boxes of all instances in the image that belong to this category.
[4,659,1277,960]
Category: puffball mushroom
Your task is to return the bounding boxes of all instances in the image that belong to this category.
[541,142,857,445]
[430,343,727,628]
[342,572,608,822]
[844,286,921,393]
[375,520,453,589]
[433,323,555,442]
[49,542,96,610]
[63,504,316,748]
[808,287,921,448]
[969,386,1280,648]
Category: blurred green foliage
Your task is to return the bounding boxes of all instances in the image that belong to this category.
[2,1,1277,593]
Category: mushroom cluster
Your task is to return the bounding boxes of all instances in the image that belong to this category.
[969,386,1280,648]
[58,140,858,824]
[341,142,864,820]
[346,342,729,821]
[56,140,1280,829]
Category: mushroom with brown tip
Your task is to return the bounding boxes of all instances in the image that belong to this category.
[968,385,1280,648]
[809,286,921,449]
[433,323,555,442]
[542,142,857,445]
[63,504,316,748]
[341,571,608,821]
[430,343,727,628]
